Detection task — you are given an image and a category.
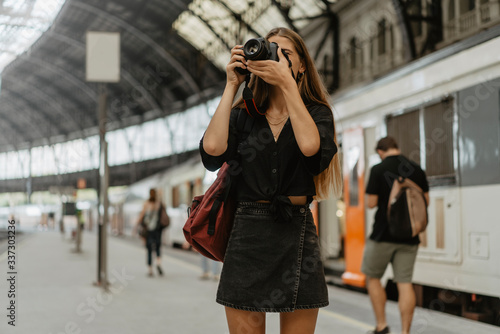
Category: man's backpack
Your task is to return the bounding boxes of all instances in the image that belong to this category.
[387,176,428,240]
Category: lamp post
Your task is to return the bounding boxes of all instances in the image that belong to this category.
[86,31,120,290]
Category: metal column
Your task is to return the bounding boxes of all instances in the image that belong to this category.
[97,83,109,289]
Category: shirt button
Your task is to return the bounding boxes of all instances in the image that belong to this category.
[272,168,277,173]
[272,151,277,156]
[300,208,305,214]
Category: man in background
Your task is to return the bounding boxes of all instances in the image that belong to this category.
[362,136,429,334]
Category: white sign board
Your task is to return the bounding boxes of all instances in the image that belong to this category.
[86,32,120,83]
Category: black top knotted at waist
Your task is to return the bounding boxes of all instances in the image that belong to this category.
[236,200,310,224]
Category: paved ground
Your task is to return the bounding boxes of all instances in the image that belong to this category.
[0,229,498,334]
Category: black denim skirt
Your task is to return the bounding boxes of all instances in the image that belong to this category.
[216,202,329,312]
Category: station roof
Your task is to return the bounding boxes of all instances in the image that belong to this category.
[0,0,225,153]
[0,0,331,154]
[0,0,333,192]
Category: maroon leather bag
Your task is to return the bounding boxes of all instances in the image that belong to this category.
[183,162,236,262]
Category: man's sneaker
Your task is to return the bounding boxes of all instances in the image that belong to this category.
[367,326,390,334]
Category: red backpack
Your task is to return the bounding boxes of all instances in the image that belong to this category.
[183,111,254,262]
[183,162,236,262]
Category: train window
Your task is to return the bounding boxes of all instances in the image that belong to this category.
[172,186,180,208]
[424,100,455,178]
[458,81,500,186]
[387,99,456,186]
[386,110,421,165]
[349,159,359,206]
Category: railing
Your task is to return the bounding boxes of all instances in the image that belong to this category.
[370,49,399,77]
[481,3,491,23]
[340,59,365,87]
[459,10,477,33]
[339,2,500,88]
[340,48,403,88]
[444,2,500,43]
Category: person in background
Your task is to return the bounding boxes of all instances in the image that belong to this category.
[200,255,221,280]
[136,188,165,277]
[181,241,221,281]
[362,136,429,334]
[200,27,341,334]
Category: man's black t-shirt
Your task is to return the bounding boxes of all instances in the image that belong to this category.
[366,155,429,244]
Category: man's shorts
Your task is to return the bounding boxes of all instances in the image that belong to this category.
[361,239,418,283]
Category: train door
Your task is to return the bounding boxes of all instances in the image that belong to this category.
[341,127,367,288]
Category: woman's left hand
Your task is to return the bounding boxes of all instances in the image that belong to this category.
[246,46,295,87]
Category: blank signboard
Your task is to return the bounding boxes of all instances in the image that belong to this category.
[86,32,120,83]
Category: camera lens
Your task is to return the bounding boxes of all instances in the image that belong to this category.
[246,41,260,56]
[243,38,268,60]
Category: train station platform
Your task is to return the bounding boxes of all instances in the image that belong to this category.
[0,230,498,334]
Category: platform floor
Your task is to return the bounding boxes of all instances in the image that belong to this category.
[0,230,498,334]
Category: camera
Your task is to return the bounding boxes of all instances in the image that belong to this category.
[236,37,279,75]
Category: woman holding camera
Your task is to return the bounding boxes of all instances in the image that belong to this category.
[200,27,341,334]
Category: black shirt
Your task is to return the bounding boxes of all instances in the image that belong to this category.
[200,104,337,203]
[366,155,429,244]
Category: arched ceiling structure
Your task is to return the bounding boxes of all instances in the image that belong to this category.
[0,0,336,192]
[0,0,225,153]
[0,0,332,155]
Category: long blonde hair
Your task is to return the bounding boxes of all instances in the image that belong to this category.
[234,27,342,200]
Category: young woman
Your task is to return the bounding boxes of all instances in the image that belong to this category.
[200,27,341,334]
[136,188,164,277]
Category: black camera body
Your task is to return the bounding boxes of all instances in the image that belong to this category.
[236,37,279,75]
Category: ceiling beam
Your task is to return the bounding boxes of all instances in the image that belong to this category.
[46,29,164,116]
[0,95,48,140]
[2,77,84,135]
[2,89,66,134]
[270,0,298,32]
[70,0,204,99]
[17,45,98,102]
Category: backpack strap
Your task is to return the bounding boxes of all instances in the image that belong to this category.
[206,113,254,236]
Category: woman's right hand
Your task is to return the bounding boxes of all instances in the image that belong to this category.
[226,45,247,87]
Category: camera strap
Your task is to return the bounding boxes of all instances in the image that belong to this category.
[242,54,296,117]
[281,50,296,81]
[243,74,264,117]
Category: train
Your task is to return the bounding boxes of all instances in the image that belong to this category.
[324,29,500,324]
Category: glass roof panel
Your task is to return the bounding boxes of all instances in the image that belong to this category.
[252,5,290,35]
[0,0,67,72]
[173,0,326,71]
[290,0,326,28]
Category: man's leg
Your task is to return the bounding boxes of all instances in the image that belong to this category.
[367,277,388,332]
[362,240,393,332]
[392,244,418,334]
[397,282,415,334]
